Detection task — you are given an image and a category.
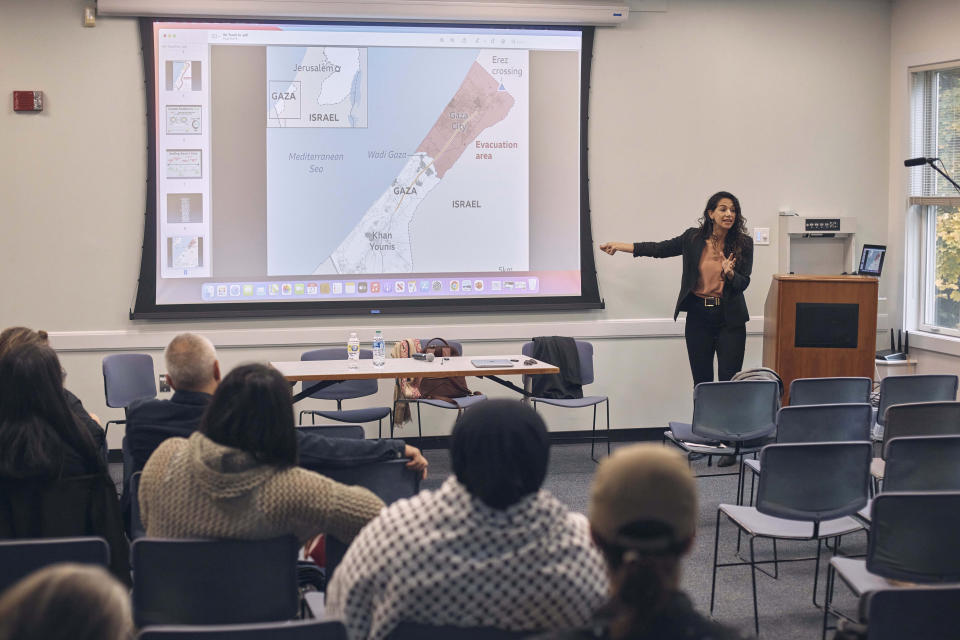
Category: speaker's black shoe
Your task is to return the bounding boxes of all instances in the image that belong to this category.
[717,454,738,467]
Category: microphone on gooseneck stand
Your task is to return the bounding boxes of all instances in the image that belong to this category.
[905,157,960,193]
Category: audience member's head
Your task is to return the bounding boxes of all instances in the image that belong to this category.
[164,332,220,393]
[198,363,297,467]
[0,342,100,478]
[451,399,550,509]
[0,563,132,640]
[589,444,697,633]
[0,326,49,360]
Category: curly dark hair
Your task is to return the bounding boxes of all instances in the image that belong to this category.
[696,191,749,260]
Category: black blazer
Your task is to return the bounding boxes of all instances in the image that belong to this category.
[633,227,753,327]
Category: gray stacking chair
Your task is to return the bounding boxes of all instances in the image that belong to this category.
[665,380,778,500]
[710,441,871,636]
[318,459,421,588]
[871,401,960,487]
[859,586,960,640]
[855,434,960,524]
[823,492,960,639]
[875,374,958,436]
[102,353,157,440]
[132,536,299,627]
[0,537,109,594]
[521,340,610,461]
[138,620,347,640]
[298,348,392,438]
[394,339,486,440]
[742,403,872,500]
[788,377,872,406]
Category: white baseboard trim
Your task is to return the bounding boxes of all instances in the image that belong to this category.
[50,316,767,352]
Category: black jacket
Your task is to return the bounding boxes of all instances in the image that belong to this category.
[633,228,753,327]
[125,390,407,474]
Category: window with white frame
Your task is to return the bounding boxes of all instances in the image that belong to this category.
[910,63,960,334]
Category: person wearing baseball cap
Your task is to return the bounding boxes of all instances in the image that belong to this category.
[537,444,740,640]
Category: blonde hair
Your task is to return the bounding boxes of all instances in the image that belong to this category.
[0,563,132,640]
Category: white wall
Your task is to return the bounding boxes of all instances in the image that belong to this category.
[1,0,892,445]
[888,0,960,376]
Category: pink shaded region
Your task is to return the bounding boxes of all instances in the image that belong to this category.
[416,62,515,178]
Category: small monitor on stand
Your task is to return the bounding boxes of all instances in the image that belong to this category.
[857,244,886,277]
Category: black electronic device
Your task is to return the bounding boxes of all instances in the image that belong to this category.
[857,244,886,277]
[876,328,906,361]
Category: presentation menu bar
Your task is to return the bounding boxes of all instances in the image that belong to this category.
[200,276,540,301]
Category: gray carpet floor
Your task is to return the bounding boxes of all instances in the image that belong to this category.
[419,442,865,640]
[112,441,865,638]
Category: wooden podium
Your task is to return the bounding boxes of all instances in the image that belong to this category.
[762,275,878,403]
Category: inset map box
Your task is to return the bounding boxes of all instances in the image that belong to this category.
[266,47,368,128]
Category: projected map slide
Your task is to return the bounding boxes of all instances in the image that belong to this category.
[266,47,529,276]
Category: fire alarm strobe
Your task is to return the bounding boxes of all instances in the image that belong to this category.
[13,91,43,112]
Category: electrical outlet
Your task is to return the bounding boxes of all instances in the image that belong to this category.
[158,374,171,393]
[753,227,770,245]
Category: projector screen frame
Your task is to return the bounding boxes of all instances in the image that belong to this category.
[131,17,603,319]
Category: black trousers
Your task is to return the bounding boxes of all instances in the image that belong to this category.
[683,294,746,386]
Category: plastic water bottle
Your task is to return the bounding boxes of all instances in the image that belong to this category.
[372,330,386,367]
[347,332,360,369]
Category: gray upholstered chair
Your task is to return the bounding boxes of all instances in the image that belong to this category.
[711,441,871,636]
[788,377,872,406]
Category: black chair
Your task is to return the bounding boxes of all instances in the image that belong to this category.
[0,537,109,594]
[871,401,960,487]
[665,380,778,501]
[394,339,486,440]
[874,375,958,437]
[320,459,421,582]
[856,435,960,524]
[710,441,871,636]
[137,620,347,640]
[388,623,533,639]
[788,377,872,406]
[859,586,960,640]
[824,492,960,639]
[102,353,157,440]
[521,340,610,461]
[742,403,872,501]
[298,425,365,440]
[0,474,130,584]
[298,348,393,438]
[131,536,300,627]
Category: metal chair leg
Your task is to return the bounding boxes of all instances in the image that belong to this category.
[750,536,760,637]
[590,404,598,462]
[416,403,423,441]
[605,399,611,456]
[822,562,835,640]
[710,509,722,615]
[812,538,823,608]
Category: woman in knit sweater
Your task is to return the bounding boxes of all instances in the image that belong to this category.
[139,363,384,544]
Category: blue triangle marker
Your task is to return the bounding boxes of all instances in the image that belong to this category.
[498,83,506,91]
